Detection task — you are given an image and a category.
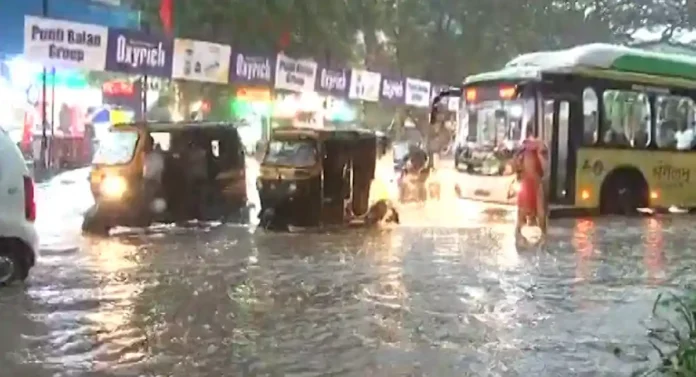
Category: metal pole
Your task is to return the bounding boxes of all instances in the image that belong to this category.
[49,67,55,168]
[141,20,149,122]
[39,0,48,170]
[142,76,148,122]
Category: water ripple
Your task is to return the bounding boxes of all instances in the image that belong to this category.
[3,212,696,376]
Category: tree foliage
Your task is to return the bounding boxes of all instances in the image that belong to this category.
[595,0,696,43]
[130,0,619,85]
[123,0,696,120]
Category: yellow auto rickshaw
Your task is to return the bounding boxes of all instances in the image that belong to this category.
[257,127,395,230]
[82,121,247,235]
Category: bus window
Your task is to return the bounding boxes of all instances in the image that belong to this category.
[602,90,650,148]
[542,100,553,145]
[459,85,537,149]
[582,88,598,145]
[656,95,695,150]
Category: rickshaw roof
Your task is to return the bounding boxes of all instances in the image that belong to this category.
[272,126,377,141]
[464,43,696,88]
[111,121,239,133]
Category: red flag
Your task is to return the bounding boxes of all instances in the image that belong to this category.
[159,0,173,35]
[278,30,291,50]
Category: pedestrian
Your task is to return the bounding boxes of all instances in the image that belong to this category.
[513,129,548,243]
[143,136,165,212]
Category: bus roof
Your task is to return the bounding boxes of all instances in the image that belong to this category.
[465,43,696,87]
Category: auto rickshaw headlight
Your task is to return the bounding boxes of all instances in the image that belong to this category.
[288,182,297,193]
[101,176,127,199]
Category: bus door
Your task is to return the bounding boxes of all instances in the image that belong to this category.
[541,97,578,205]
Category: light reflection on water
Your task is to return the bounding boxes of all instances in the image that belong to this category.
[5,212,696,376]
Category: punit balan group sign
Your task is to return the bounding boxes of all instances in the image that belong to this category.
[23,16,108,70]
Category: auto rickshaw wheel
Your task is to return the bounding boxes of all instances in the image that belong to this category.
[81,206,112,236]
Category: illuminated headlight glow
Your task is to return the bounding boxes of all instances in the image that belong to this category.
[288,182,297,192]
[100,176,127,199]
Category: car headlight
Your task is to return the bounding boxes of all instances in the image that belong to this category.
[100,176,127,199]
[288,182,297,192]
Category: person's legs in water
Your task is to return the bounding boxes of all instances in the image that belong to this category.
[535,180,549,240]
[516,178,538,240]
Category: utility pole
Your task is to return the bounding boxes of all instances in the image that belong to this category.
[140,13,151,122]
[39,0,49,170]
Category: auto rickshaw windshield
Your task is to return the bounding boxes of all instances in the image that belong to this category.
[264,139,317,167]
[93,130,139,165]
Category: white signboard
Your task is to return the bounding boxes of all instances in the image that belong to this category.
[348,69,380,102]
[405,77,431,108]
[448,96,460,111]
[274,54,318,92]
[23,16,108,70]
[172,39,231,83]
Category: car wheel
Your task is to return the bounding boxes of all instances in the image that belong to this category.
[0,248,28,286]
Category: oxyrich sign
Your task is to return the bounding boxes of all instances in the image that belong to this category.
[105,28,173,77]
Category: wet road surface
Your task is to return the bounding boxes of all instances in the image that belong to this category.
[0,167,691,376]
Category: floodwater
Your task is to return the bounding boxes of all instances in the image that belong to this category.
[0,165,693,377]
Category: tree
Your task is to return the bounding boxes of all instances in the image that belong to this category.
[127,0,369,119]
[595,0,696,43]
[378,0,615,84]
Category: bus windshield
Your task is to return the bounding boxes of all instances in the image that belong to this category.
[264,139,317,167]
[92,130,139,165]
[458,86,535,148]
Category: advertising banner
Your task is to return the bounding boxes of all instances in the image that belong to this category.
[348,69,381,102]
[274,54,318,92]
[404,77,431,108]
[315,66,349,97]
[430,84,450,103]
[430,84,460,111]
[172,38,231,83]
[105,28,173,77]
[229,52,274,85]
[379,76,405,104]
[24,16,108,70]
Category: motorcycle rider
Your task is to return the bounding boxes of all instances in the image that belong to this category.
[403,143,428,173]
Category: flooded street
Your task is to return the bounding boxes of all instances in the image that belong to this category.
[1,167,693,376]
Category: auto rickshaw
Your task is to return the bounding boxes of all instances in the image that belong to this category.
[82,121,247,235]
[257,127,394,230]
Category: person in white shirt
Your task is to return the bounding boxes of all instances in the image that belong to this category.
[143,139,165,183]
[675,121,694,150]
[142,137,166,213]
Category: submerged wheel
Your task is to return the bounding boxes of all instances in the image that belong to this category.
[0,239,30,286]
[599,168,649,215]
[81,206,112,236]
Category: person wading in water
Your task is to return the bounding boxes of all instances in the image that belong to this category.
[513,128,548,243]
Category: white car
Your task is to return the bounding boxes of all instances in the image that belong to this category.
[0,127,37,286]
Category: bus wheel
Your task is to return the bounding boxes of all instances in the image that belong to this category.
[599,168,648,215]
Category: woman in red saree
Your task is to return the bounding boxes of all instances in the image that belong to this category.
[513,136,548,241]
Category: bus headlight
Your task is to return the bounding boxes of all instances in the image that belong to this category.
[101,176,127,199]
